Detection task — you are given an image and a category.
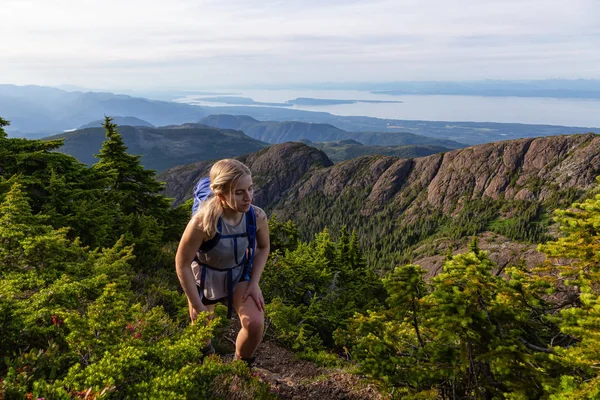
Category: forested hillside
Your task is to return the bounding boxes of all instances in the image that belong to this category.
[2,116,599,399]
[198,114,464,148]
[300,139,448,163]
[46,124,268,172]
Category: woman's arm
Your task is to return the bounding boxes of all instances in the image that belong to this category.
[175,216,208,315]
[249,206,270,285]
[244,206,270,310]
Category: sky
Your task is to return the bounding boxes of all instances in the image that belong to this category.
[1,0,599,90]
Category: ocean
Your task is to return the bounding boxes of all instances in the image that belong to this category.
[175,89,600,128]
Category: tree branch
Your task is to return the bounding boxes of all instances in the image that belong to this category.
[518,337,555,354]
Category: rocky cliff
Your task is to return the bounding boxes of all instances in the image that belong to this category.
[159,142,332,206]
[162,133,600,273]
[279,133,600,216]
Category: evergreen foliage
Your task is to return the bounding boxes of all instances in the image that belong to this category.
[536,179,600,399]
[0,117,9,138]
[333,178,600,398]
[287,189,566,271]
[0,116,273,399]
[262,225,385,358]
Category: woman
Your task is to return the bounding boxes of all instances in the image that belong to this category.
[175,159,270,365]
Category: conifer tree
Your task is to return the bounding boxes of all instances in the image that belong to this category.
[468,236,480,254]
[0,181,79,276]
[0,117,8,139]
[0,181,48,270]
[92,116,187,266]
[93,116,170,215]
[538,178,600,398]
[348,230,360,267]
[336,225,350,266]
[267,214,299,252]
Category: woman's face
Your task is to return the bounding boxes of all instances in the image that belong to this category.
[222,174,253,213]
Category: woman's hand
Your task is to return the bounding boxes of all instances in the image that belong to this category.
[243,282,265,312]
[189,301,210,323]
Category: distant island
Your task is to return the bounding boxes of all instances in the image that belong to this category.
[248,79,600,100]
[191,96,291,107]
[286,97,403,105]
[191,96,403,107]
[368,80,600,99]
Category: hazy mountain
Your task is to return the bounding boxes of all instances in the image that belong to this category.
[78,116,154,129]
[200,106,599,146]
[45,123,268,172]
[0,84,206,137]
[369,79,600,99]
[160,133,600,273]
[4,84,598,146]
[198,114,464,148]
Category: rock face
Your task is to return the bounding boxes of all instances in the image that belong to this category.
[164,134,600,215]
[275,133,600,217]
[425,134,600,210]
[243,143,333,206]
[412,232,546,279]
[160,143,332,207]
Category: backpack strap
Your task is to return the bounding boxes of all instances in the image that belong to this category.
[243,206,257,280]
[198,218,222,253]
[195,207,258,319]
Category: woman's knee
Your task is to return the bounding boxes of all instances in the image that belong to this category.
[240,313,264,333]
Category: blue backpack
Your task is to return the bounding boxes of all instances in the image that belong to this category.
[191,177,257,317]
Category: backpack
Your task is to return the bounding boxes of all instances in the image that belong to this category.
[191,177,257,317]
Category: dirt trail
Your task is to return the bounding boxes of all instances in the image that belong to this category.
[252,341,385,400]
[220,321,385,399]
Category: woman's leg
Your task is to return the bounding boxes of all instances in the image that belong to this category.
[232,281,264,359]
[187,298,216,323]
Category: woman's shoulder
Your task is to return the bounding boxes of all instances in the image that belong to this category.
[188,214,209,236]
[251,205,267,223]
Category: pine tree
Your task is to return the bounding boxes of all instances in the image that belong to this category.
[0,181,77,275]
[93,116,170,216]
[538,178,600,398]
[92,117,187,267]
[468,236,480,254]
[0,181,47,270]
[336,225,350,266]
[0,117,9,139]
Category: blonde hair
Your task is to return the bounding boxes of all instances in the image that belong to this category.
[195,159,252,238]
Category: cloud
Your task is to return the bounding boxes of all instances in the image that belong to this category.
[1,0,598,88]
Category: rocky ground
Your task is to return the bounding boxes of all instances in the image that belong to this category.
[216,319,386,400]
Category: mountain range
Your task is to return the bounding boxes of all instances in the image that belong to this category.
[78,116,154,129]
[197,114,463,148]
[159,133,600,273]
[3,84,599,146]
[46,120,453,171]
